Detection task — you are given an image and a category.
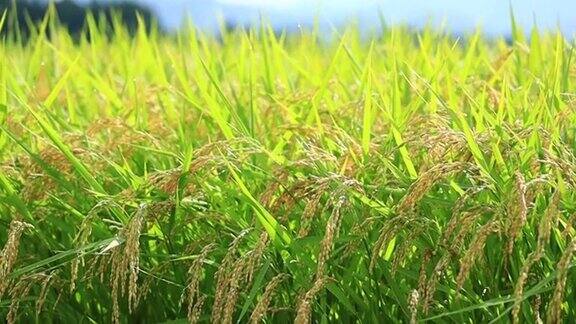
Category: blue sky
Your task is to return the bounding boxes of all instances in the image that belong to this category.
[76,0,576,36]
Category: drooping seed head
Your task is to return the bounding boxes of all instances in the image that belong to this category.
[316,196,346,279]
[125,204,146,313]
[298,190,325,238]
[423,253,451,313]
[370,216,412,272]
[294,277,330,324]
[249,273,288,324]
[417,249,432,302]
[397,162,470,213]
[36,271,57,317]
[506,171,528,256]
[408,289,420,324]
[189,295,206,324]
[546,238,576,323]
[222,256,249,324]
[212,230,250,323]
[512,190,560,323]
[0,219,33,298]
[245,232,269,284]
[532,295,543,324]
[184,244,215,322]
[7,275,34,324]
[456,220,501,292]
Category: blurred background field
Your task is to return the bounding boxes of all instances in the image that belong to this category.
[3,0,576,37]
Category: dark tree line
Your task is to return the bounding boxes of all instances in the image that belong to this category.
[0,0,159,37]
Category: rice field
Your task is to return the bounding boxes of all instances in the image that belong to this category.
[1,9,576,323]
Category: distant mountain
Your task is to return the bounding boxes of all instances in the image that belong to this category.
[0,0,157,37]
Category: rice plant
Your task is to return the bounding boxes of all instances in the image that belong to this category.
[1,7,576,323]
